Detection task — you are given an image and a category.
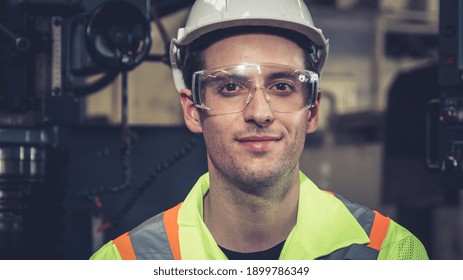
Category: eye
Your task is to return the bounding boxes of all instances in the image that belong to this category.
[270,81,295,95]
[275,83,291,91]
[217,81,247,97]
[222,83,238,92]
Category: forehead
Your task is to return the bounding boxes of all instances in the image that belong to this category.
[203,33,305,70]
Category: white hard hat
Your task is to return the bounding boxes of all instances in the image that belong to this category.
[169,0,329,92]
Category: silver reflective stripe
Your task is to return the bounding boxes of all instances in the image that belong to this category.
[333,193,375,236]
[318,244,379,260]
[318,193,379,260]
[129,212,174,260]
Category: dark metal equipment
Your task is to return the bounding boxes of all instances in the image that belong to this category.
[0,0,152,257]
[426,0,463,187]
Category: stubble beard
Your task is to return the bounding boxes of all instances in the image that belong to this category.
[207,130,304,202]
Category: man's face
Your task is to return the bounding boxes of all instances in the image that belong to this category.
[181,33,320,195]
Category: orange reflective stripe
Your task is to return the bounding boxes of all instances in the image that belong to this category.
[164,203,183,260]
[324,190,334,196]
[113,232,136,260]
[367,210,391,251]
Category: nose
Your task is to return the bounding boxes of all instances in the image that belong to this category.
[243,87,274,126]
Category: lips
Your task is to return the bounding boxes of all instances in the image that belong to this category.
[237,135,281,142]
[236,135,282,153]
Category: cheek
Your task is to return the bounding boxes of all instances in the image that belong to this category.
[201,119,231,150]
[292,125,306,149]
[289,117,310,149]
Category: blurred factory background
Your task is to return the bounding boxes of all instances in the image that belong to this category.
[1,0,462,259]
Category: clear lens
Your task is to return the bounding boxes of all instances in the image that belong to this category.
[192,64,318,115]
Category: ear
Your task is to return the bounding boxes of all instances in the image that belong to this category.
[306,91,322,134]
[180,88,203,133]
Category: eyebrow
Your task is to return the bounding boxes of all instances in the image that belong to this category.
[266,71,298,81]
[205,73,252,84]
[203,69,302,87]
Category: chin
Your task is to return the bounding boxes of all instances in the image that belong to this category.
[233,168,283,189]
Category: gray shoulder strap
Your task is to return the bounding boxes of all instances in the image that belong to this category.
[128,212,175,260]
[318,193,379,260]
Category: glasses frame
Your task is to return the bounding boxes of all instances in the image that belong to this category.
[191,63,319,115]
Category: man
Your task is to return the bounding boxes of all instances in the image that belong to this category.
[91,0,428,260]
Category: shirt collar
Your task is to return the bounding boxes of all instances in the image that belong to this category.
[280,172,369,259]
[178,172,369,259]
[178,173,227,259]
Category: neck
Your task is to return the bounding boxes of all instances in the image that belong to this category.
[204,170,300,253]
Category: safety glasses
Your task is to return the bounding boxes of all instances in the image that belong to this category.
[191,63,319,115]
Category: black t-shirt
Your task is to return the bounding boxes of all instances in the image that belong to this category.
[218,241,285,260]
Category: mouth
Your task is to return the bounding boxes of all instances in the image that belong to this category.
[236,135,282,153]
[237,135,282,142]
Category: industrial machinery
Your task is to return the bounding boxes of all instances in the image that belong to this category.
[427,0,463,187]
[0,0,152,258]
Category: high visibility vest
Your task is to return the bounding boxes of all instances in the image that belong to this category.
[111,192,391,260]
